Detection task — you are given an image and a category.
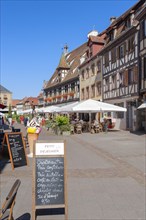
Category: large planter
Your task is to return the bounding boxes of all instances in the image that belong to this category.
[27,133,39,155]
[62,131,71,136]
[54,126,61,135]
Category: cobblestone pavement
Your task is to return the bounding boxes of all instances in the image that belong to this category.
[0,123,146,220]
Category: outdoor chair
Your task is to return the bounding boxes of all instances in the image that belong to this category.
[94,125,100,133]
[99,123,103,132]
[0,179,21,220]
[70,124,75,134]
[75,123,82,134]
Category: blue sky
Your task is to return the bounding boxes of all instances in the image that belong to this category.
[1,0,138,100]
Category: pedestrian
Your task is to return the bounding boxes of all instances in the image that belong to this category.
[103,118,108,133]
[24,116,28,127]
[0,115,4,130]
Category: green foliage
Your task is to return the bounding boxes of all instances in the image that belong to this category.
[55,115,69,126]
[46,115,70,134]
[11,112,20,123]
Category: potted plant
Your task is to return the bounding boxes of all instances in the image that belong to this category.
[60,124,71,135]
[54,115,70,135]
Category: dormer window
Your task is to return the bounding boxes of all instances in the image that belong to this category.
[109,31,114,41]
[104,53,109,67]
[125,17,131,28]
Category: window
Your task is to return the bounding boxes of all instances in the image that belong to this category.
[86,68,89,79]
[119,44,125,58]
[145,19,146,37]
[81,88,85,100]
[86,87,89,99]
[128,68,134,84]
[91,64,95,75]
[119,72,124,86]
[104,53,109,67]
[140,19,146,39]
[3,101,7,105]
[54,89,56,96]
[96,83,101,96]
[128,36,134,52]
[81,70,85,81]
[111,75,116,89]
[71,82,75,91]
[109,30,114,41]
[105,78,109,92]
[64,85,68,93]
[97,61,101,72]
[58,87,61,95]
[125,17,131,28]
[91,84,95,98]
[144,57,146,79]
[111,48,116,63]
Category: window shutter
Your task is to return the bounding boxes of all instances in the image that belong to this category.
[134,66,138,82]
[144,58,146,79]
[140,20,144,40]
[117,47,119,59]
[124,42,127,55]
[123,69,128,86]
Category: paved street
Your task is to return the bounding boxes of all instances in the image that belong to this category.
[0,123,146,220]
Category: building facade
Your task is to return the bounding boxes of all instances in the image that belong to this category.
[135,3,146,130]
[98,0,145,131]
[41,0,145,131]
[0,85,12,108]
[79,30,105,102]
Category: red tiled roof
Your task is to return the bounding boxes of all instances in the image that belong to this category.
[25,97,38,105]
[12,99,21,107]
[45,42,87,89]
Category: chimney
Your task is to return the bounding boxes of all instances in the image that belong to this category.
[87,30,98,38]
[110,17,116,24]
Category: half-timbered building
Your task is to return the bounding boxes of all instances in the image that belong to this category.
[98,0,145,131]
[135,3,146,130]
[43,43,87,106]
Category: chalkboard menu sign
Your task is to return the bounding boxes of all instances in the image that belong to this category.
[3,132,28,169]
[36,157,64,206]
[32,140,68,220]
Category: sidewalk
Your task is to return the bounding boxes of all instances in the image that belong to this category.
[1,123,146,220]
